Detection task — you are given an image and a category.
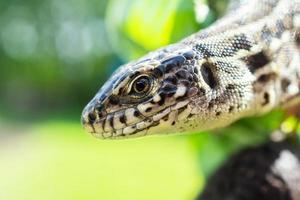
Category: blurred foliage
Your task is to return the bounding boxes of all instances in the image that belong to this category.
[0,121,201,200]
[0,0,226,119]
[0,0,297,200]
[0,0,118,118]
[106,0,199,59]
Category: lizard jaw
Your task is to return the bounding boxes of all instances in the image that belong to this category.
[81,99,191,139]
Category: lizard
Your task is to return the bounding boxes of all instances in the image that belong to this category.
[81,0,300,139]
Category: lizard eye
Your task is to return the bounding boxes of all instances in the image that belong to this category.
[129,75,152,96]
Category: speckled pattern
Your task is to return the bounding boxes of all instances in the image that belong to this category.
[82,0,300,139]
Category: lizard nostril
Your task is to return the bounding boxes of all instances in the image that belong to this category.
[95,104,104,112]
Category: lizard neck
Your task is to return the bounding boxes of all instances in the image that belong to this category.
[183,0,300,115]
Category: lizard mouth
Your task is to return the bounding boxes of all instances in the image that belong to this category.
[82,99,191,139]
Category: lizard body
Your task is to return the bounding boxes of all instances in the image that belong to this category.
[82,0,300,139]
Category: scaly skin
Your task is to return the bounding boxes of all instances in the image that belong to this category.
[82,0,300,139]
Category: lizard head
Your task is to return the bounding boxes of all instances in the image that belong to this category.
[81,44,204,139]
[82,41,256,139]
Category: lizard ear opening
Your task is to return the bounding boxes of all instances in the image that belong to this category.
[201,62,217,89]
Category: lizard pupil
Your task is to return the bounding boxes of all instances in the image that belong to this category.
[133,76,150,93]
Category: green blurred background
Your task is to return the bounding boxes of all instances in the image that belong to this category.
[0,0,286,199]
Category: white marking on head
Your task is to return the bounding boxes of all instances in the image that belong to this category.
[125,108,141,125]
[153,107,171,121]
[136,119,153,130]
[137,103,153,116]
[153,94,161,103]
[174,85,187,98]
[123,125,136,135]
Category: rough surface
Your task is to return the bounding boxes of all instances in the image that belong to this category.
[82,0,300,139]
[197,140,300,200]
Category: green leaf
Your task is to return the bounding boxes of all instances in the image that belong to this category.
[106,0,199,60]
